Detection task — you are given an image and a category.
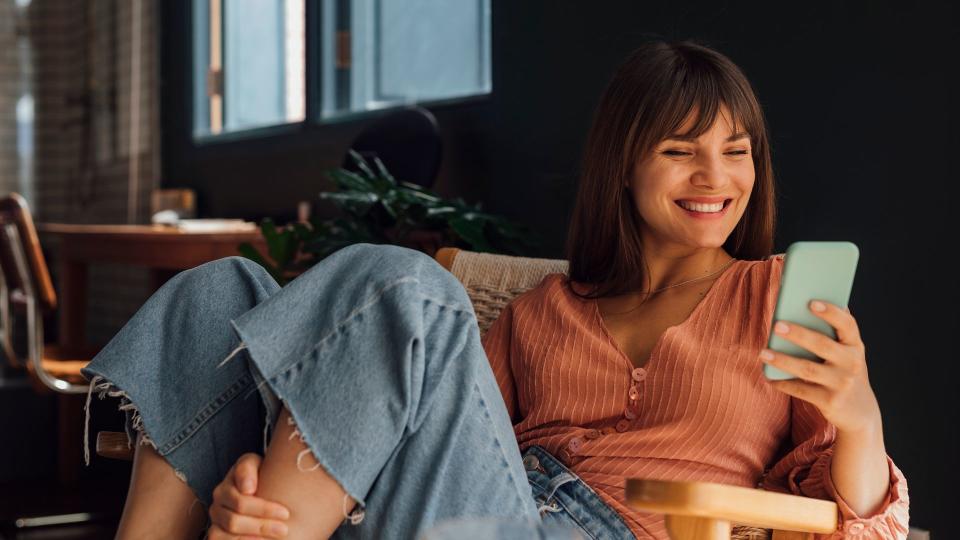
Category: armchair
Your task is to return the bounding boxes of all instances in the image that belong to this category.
[97,245,838,540]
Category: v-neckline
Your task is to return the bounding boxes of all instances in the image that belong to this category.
[590,259,742,372]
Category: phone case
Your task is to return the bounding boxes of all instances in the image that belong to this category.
[764,241,860,380]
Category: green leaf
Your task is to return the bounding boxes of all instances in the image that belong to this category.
[327,169,377,192]
[449,215,492,251]
[257,218,300,268]
[371,156,397,186]
[319,191,379,217]
[347,149,379,181]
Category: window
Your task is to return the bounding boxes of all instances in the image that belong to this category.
[193,0,491,138]
[193,0,306,137]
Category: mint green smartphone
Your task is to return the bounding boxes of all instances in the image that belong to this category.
[763,241,860,380]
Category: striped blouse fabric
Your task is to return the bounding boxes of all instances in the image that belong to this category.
[481,255,910,539]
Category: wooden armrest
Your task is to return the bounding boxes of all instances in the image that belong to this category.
[435,247,460,272]
[626,478,838,538]
[96,431,134,461]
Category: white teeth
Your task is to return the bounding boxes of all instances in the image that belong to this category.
[678,200,725,213]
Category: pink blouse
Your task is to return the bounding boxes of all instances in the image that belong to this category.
[481,255,909,539]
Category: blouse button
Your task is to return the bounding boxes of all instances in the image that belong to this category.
[567,436,584,453]
[615,419,631,432]
[585,429,601,440]
[628,386,640,401]
[623,407,637,420]
[632,367,647,382]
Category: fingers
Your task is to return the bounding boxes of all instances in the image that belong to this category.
[210,501,289,539]
[771,318,849,365]
[766,376,831,406]
[207,523,272,540]
[235,453,262,495]
[220,483,291,521]
[807,299,863,346]
[209,452,291,539]
[761,348,837,388]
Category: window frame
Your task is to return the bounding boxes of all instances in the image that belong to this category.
[184,0,493,147]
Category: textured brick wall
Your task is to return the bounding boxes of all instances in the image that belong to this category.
[6,0,162,346]
[0,0,20,197]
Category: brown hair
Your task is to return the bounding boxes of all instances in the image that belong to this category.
[564,39,777,300]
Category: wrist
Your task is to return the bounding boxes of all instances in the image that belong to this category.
[837,415,884,445]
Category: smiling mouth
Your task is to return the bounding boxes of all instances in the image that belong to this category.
[674,199,732,213]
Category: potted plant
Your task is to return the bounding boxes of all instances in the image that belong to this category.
[239,150,542,285]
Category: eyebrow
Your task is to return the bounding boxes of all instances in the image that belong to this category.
[665,131,751,143]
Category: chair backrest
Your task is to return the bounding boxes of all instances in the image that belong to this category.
[435,247,785,336]
[0,193,57,313]
[343,106,442,189]
[435,247,568,335]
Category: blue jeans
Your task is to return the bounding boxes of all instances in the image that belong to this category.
[81,243,635,539]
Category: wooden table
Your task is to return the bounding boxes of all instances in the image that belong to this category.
[37,223,268,484]
[38,223,268,351]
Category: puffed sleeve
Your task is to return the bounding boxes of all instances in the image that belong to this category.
[480,302,520,423]
[759,396,910,539]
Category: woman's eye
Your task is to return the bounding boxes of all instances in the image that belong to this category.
[662,149,749,157]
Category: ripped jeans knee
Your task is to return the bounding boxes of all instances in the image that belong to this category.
[83,375,159,467]
[281,406,366,526]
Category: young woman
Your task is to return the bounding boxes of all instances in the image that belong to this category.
[82,40,910,539]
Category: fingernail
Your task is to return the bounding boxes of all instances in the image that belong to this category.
[274,507,290,520]
[774,321,790,334]
[243,479,255,493]
[759,349,774,361]
[810,301,826,312]
[269,523,289,537]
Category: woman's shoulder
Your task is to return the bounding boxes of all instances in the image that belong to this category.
[712,255,785,313]
[500,272,587,318]
[735,253,785,284]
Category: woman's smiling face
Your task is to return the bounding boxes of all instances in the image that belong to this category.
[626,106,755,252]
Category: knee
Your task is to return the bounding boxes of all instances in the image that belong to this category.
[331,243,469,305]
[171,256,278,297]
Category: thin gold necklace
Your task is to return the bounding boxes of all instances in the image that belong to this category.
[599,257,738,317]
[639,256,737,295]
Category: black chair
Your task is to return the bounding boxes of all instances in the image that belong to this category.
[342,106,443,189]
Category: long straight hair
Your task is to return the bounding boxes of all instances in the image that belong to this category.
[564,40,778,300]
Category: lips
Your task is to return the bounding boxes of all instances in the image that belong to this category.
[674,198,732,210]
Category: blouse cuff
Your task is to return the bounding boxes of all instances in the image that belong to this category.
[800,448,911,538]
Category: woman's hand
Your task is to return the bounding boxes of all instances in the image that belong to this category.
[759,300,883,435]
[208,452,291,540]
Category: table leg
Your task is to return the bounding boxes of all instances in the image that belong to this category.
[56,258,87,486]
[58,258,87,351]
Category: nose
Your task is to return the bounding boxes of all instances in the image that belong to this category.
[690,153,731,191]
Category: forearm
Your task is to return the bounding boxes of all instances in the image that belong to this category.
[831,418,891,517]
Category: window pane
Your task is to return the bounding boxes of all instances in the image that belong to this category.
[193,0,305,137]
[321,0,491,119]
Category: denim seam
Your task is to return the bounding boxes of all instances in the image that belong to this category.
[255,276,422,385]
[159,373,253,455]
[473,380,533,515]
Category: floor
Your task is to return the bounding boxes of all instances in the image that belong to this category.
[0,475,126,540]
[0,373,128,540]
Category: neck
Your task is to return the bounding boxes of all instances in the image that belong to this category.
[637,247,734,294]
